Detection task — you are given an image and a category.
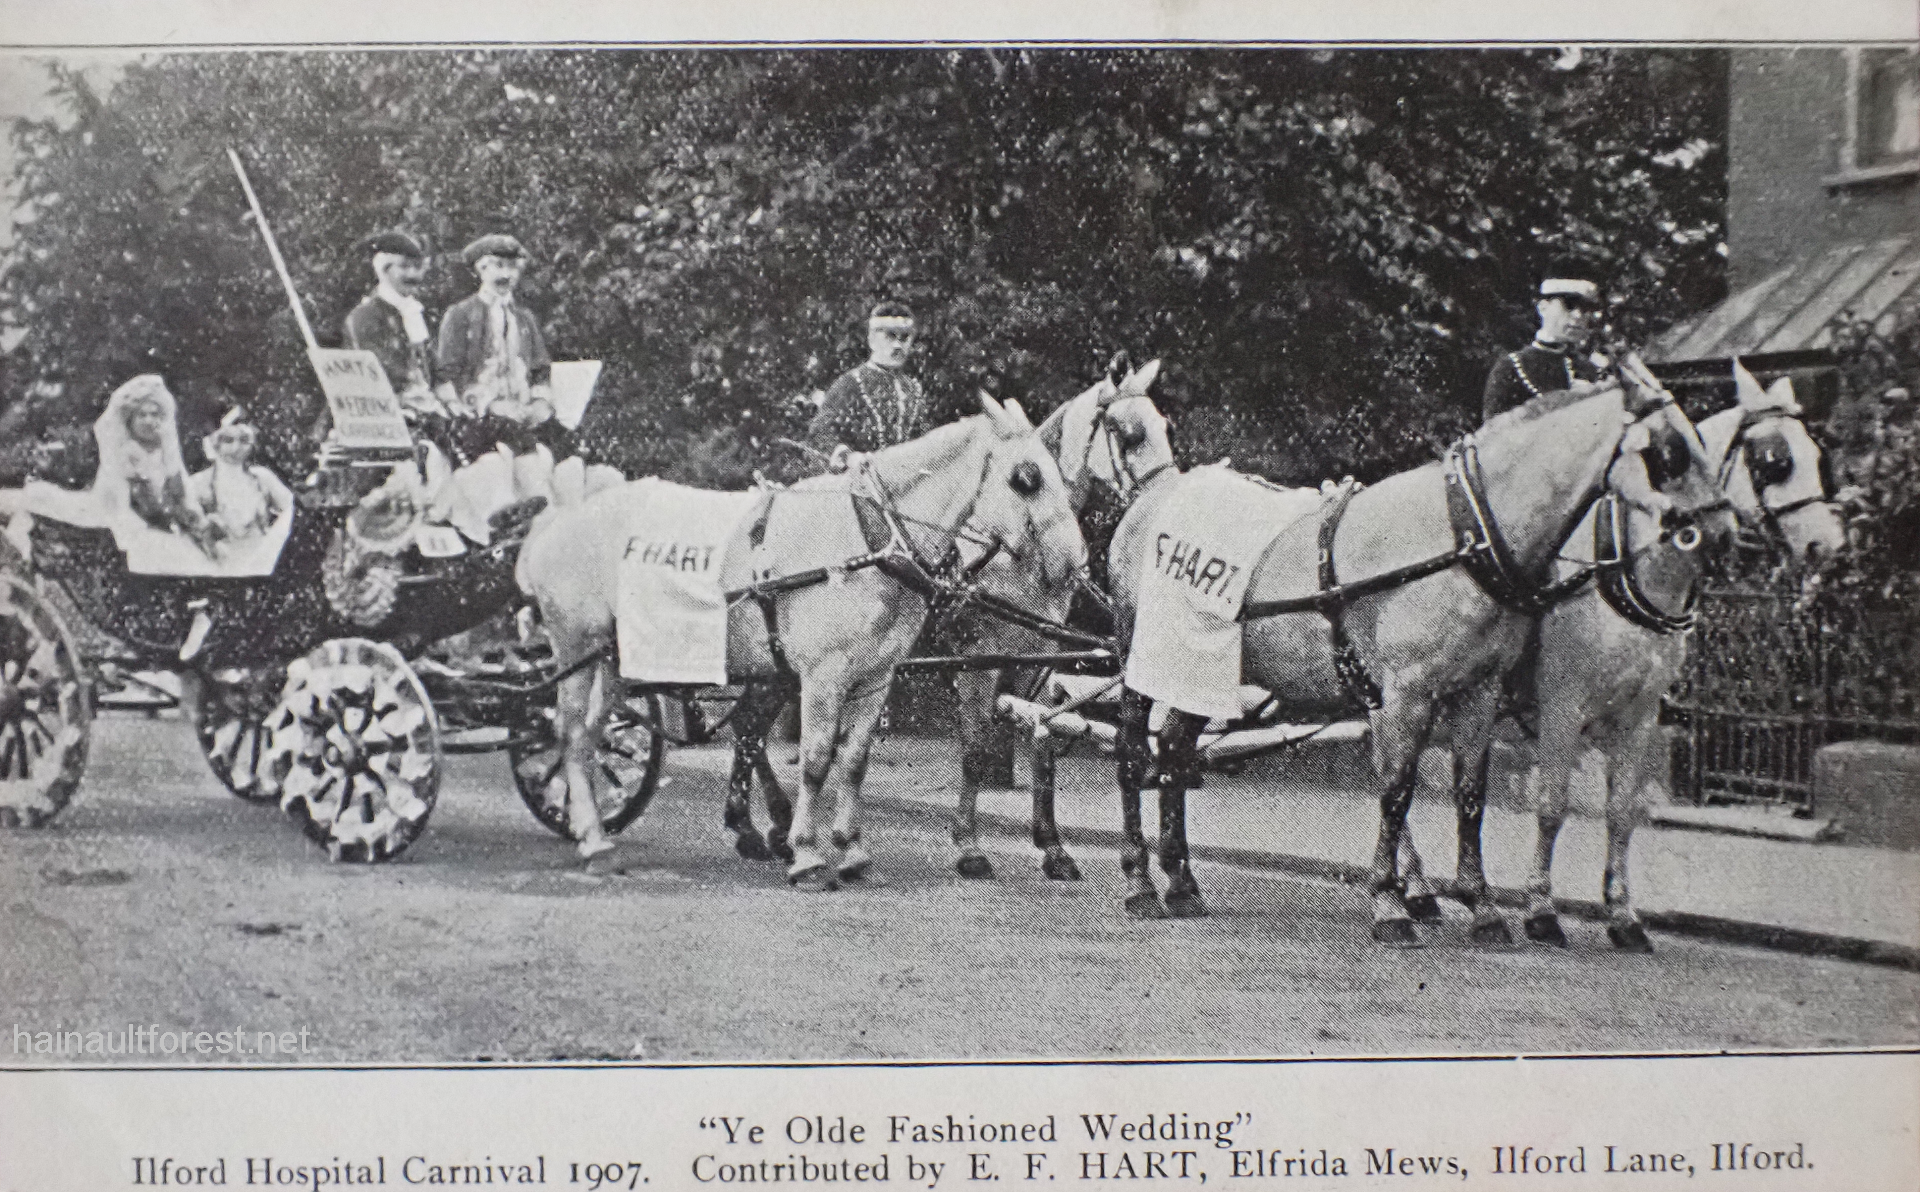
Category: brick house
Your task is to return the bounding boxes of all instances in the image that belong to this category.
[1651,46,1919,398]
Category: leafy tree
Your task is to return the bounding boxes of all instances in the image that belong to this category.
[2,47,1728,488]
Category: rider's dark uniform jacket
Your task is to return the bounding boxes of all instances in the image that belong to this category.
[1481,340,1603,424]
[806,362,930,457]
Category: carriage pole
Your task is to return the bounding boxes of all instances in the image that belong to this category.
[226,147,320,353]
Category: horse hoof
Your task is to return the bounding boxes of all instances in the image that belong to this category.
[582,846,625,876]
[733,832,773,863]
[837,845,873,881]
[956,853,995,880]
[1124,892,1168,919]
[1042,852,1082,882]
[1371,919,1423,948]
[1469,915,1515,947]
[1406,894,1444,924]
[770,836,794,864]
[1524,913,1568,948]
[1165,891,1209,919]
[1608,920,1655,953]
[788,865,837,893]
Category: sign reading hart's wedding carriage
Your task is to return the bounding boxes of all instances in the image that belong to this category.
[307,348,414,451]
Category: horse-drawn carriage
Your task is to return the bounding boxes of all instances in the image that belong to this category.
[0,373,675,862]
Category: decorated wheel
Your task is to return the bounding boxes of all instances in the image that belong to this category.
[509,690,666,839]
[191,664,287,802]
[0,573,92,828]
[261,638,439,862]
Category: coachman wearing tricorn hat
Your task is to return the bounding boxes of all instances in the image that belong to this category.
[343,230,457,420]
[1481,256,1609,424]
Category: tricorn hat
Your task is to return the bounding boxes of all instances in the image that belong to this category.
[462,233,527,267]
[360,230,426,260]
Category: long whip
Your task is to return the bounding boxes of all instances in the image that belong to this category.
[226,146,318,352]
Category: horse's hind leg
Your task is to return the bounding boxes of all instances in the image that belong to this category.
[1602,721,1657,953]
[558,653,616,863]
[1448,685,1513,946]
[1368,698,1438,947]
[1116,686,1164,917]
[1156,708,1209,918]
[724,684,789,863]
[950,667,998,879]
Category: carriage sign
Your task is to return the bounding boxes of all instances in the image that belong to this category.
[307,348,414,450]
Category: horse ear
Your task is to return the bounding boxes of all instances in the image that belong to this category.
[1001,397,1034,431]
[1119,359,1162,397]
[978,391,1017,437]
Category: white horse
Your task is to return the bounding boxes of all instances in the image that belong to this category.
[517,395,1086,887]
[1519,366,1847,950]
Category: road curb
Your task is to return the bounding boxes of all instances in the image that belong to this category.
[870,794,1920,973]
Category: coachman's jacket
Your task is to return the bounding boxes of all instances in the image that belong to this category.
[435,294,552,414]
[343,294,441,411]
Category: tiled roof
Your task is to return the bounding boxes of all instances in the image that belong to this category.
[1649,237,1920,363]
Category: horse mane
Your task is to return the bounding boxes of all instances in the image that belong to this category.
[1479,379,1623,436]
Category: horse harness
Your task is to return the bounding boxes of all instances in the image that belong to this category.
[1232,423,1709,713]
[732,462,1101,682]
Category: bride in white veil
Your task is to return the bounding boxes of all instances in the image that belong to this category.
[1,374,216,570]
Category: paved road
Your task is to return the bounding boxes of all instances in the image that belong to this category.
[3,714,1915,1063]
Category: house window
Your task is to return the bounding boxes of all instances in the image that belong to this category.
[1831,46,1920,186]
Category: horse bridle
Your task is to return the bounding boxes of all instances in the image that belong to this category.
[1715,412,1830,532]
[1087,402,1174,504]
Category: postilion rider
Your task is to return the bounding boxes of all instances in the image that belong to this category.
[1482,257,1609,425]
[806,302,933,470]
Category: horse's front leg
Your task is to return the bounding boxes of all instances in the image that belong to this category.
[755,681,799,863]
[1156,708,1210,918]
[724,684,790,863]
[1446,683,1513,946]
[1523,724,1583,948]
[826,675,894,883]
[1395,834,1444,924]
[786,678,847,891]
[950,667,998,879]
[1116,685,1164,917]
[1369,696,1438,947]
[1602,720,1658,953]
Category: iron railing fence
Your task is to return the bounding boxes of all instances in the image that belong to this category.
[1666,550,1920,813]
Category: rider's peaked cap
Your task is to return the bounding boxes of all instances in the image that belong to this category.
[868,301,916,327]
[360,230,426,260]
[1538,255,1605,304]
[462,233,527,266]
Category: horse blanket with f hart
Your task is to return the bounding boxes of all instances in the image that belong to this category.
[1123,464,1320,721]
[615,478,764,685]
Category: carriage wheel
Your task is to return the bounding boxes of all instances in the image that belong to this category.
[261,638,439,863]
[191,664,287,802]
[0,573,91,828]
[509,690,666,839]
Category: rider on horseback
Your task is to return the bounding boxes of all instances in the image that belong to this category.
[1483,256,1611,424]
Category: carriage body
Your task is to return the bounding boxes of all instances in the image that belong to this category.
[0,445,559,860]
